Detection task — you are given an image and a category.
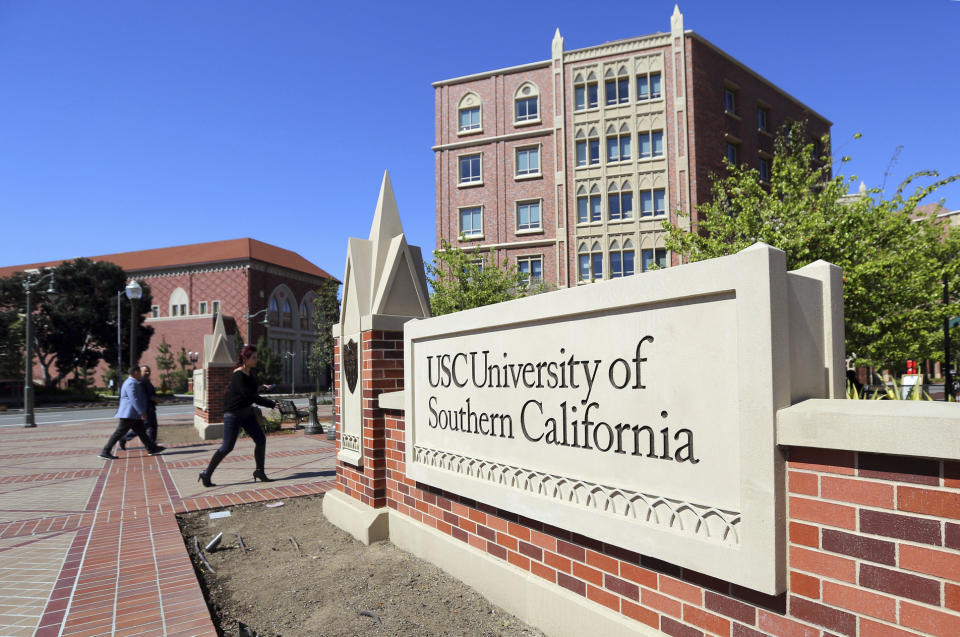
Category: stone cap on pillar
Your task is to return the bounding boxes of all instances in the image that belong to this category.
[204,312,236,367]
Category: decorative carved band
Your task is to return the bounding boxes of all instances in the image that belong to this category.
[412,446,740,545]
[342,433,361,453]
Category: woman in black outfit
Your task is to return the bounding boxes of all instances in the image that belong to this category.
[199,344,277,487]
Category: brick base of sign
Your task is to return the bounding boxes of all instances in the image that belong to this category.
[330,335,960,637]
[193,364,232,439]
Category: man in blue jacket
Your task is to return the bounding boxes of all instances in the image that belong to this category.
[99,367,166,459]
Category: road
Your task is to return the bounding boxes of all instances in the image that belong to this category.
[0,396,316,428]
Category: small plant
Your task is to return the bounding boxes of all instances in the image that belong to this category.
[846,379,932,401]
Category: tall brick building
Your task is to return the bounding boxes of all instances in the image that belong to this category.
[0,238,337,390]
[434,6,831,287]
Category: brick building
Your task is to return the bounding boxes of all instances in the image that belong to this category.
[433,6,831,288]
[0,238,338,390]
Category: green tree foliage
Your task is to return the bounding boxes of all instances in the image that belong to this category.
[0,259,154,387]
[663,123,960,367]
[310,279,341,390]
[0,311,24,379]
[155,338,176,391]
[255,336,283,387]
[426,239,537,316]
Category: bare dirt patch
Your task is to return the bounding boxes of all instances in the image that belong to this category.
[178,494,545,637]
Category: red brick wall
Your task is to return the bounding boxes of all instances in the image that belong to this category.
[198,365,232,424]
[335,334,960,637]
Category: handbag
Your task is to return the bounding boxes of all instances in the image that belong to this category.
[253,406,267,428]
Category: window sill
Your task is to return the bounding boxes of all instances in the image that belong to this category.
[724,110,741,121]
[515,172,542,181]
[457,128,483,137]
[514,118,541,128]
[574,163,602,171]
[515,228,543,236]
[758,129,772,138]
[636,156,665,163]
[576,221,604,227]
[574,106,600,114]
[457,181,484,189]
[637,96,664,104]
[608,217,635,224]
[639,214,668,220]
[458,235,484,242]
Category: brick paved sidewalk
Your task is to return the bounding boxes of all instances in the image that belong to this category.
[0,413,336,636]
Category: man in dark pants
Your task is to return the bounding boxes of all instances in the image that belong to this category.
[99,367,166,460]
[119,365,157,449]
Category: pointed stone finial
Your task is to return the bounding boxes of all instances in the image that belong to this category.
[858,181,867,195]
[671,4,683,32]
[552,28,563,59]
[369,171,405,295]
[205,312,235,366]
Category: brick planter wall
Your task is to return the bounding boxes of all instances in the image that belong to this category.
[334,334,960,637]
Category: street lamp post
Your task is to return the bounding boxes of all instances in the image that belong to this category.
[116,291,123,388]
[22,270,57,428]
[284,352,296,396]
[125,280,142,369]
[242,308,270,346]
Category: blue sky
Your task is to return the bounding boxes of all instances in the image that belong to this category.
[1,1,957,281]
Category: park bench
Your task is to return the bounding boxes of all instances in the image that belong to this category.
[275,400,308,427]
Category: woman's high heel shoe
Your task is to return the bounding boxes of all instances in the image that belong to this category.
[198,471,216,487]
[252,469,273,483]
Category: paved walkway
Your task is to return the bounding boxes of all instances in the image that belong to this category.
[0,410,336,636]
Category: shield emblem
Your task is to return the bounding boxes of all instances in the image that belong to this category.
[343,339,358,394]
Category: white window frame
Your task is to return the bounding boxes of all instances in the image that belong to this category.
[151,305,159,318]
[636,71,662,101]
[212,300,220,315]
[574,78,599,111]
[515,199,542,234]
[459,105,481,133]
[639,188,667,218]
[457,152,483,187]
[458,205,484,239]
[198,301,208,315]
[517,255,543,286]
[515,145,541,179]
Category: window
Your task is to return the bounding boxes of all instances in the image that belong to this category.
[576,186,602,224]
[576,129,600,166]
[641,248,668,272]
[457,92,482,133]
[269,297,280,325]
[169,287,188,318]
[640,188,666,217]
[759,157,771,182]
[300,302,310,330]
[578,241,603,281]
[609,240,635,278]
[574,73,599,110]
[606,130,631,163]
[637,72,662,101]
[515,97,538,122]
[608,181,633,221]
[459,206,483,237]
[281,300,292,328]
[757,106,769,132]
[459,154,482,184]
[605,67,629,105]
[724,87,737,114]
[171,303,187,317]
[725,142,739,164]
[516,146,540,177]
[212,300,220,315]
[638,130,664,159]
[151,305,159,318]
[516,201,541,231]
[517,256,543,285]
[198,301,208,314]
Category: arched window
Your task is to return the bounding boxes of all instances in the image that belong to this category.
[576,184,602,224]
[610,238,635,278]
[605,66,630,105]
[574,71,598,111]
[608,180,633,221]
[576,128,600,167]
[578,241,604,282]
[458,92,482,133]
[268,297,280,326]
[169,287,188,318]
[606,123,631,163]
[300,302,310,330]
[514,82,540,123]
[281,300,292,329]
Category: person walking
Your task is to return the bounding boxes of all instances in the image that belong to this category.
[99,367,166,459]
[119,365,158,449]
[198,344,277,487]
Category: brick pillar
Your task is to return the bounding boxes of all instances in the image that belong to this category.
[335,330,404,509]
[204,364,232,423]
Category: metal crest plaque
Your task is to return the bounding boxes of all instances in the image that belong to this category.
[343,339,358,394]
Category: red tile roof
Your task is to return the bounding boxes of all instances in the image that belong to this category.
[0,238,337,281]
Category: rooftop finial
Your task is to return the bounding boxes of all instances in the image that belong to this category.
[671,4,683,32]
[552,28,563,59]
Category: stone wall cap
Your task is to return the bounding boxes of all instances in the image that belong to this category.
[777,398,960,460]
[378,390,404,411]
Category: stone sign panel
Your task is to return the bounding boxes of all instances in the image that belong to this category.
[404,244,841,594]
[193,369,206,410]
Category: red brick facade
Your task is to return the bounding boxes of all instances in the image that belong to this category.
[334,332,960,637]
[434,12,831,290]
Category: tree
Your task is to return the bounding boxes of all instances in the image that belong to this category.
[663,122,960,367]
[0,311,23,379]
[255,336,282,387]
[155,338,176,391]
[0,259,155,387]
[310,279,340,391]
[426,239,535,316]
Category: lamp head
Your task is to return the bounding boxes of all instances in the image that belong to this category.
[45,273,57,298]
[125,280,142,300]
